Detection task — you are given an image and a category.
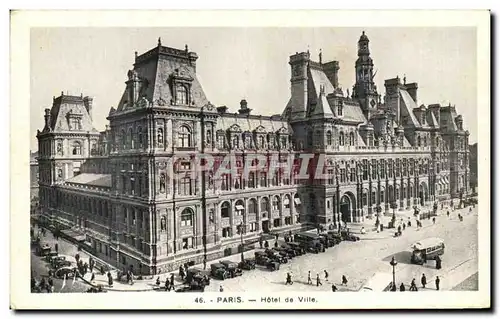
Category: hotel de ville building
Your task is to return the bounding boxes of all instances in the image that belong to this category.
[36,32,470,274]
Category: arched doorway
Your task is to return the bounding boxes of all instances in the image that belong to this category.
[340,192,356,223]
[260,197,270,233]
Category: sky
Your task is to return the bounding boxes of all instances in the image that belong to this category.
[30,27,477,150]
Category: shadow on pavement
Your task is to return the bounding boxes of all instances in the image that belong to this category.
[382,251,413,264]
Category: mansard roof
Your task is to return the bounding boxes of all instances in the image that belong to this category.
[215,112,293,135]
[44,94,99,134]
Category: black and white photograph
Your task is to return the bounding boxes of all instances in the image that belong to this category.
[10,10,490,310]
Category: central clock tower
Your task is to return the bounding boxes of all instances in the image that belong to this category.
[353,31,379,118]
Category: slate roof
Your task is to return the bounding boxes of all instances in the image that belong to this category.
[65,173,112,188]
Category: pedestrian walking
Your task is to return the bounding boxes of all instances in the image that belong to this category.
[165,279,170,291]
[219,285,224,292]
[285,272,293,285]
[469,207,472,213]
[107,272,113,287]
[421,274,427,288]
[342,275,348,285]
[90,272,95,283]
[100,265,105,275]
[324,270,329,281]
[409,278,418,291]
[399,283,405,291]
[435,276,440,291]
[331,284,338,292]
[432,217,436,224]
[307,271,312,285]
[397,225,402,234]
[435,255,442,270]
[403,223,406,231]
[156,277,161,286]
[170,273,175,286]
[179,265,185,280]
[316,274,322,286]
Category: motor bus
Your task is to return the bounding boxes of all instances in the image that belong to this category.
[410,237,445,265]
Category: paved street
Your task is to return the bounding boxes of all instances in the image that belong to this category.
[197,206,478,292]
[31,205,478,293]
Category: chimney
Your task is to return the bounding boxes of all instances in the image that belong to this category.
[322,60,340,88]
[405,82,418,102]
[83,96,93,119]
[44,108,51,129]
[428,103,441,124]
[238,99,252,115]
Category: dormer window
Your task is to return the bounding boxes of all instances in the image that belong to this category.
[176,85,188,105]
[232,135,240,149]
[337,102,343,116]
[67,112,83,131]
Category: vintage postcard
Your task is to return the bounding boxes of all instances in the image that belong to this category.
[10,10,490,309]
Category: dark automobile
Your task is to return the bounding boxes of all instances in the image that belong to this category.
[298,241,324,254]
[175,282,205,292]
[294,233,326,253]
[283,242,306,256]
[238,258,256,270]
[278,246,297,258]
[319,234,336,248]
[340,230,360,242]
[254,252,280,271]
[219,260,243,278]
[36,243,52,257]
[327,231,343,245]
[210,263,229,280]
[185,268,211,286]
[264,249,288,263]
[273,247,294,259]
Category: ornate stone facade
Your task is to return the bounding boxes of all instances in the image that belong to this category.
[36,33,470,275]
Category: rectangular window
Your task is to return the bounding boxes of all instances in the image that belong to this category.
[350,168,356,182]
[181,213,193,227]
[180,177,192,195]
[249,222,257,232]
[222,227,231,238]
[340,168,346,183]
[260,172,267,187]
[362,160,368,181]
[371,160,377,180]
[130,178,135,195]
[328,169,334,185]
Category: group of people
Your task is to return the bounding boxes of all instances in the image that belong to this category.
[31,272,55,293]
[293,270,348,292]
[156,273,176,291]
[406,274,440,291]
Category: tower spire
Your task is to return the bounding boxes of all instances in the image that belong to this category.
[158,37,162,46]
[319,48,322,64]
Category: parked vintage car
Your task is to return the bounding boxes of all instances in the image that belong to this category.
[219,260,243,278]
[283,242,306,256]
[276,246,297,258]
[254,251,280,271]
[326,231,343,245]
[318,234,336,248]
[36,243,52,257]
[54,266,77,279]
[273,247,294,259]
[238,258,256,270]
[210,263,229,280]
[340,230,360,242]
[175,282,206,292]
[185,268,211,286]
[264,249,288,263]
[266,260,280,271]
[294,233,326,253]
[51,256,72,269]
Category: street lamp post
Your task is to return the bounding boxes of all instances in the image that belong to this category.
[390,256,398,291]
[239,222,245,262]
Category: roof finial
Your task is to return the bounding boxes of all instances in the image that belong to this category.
[319,48,322,64]
[158,37,162,46]
[362,31,365,35]
[135,51,138,59]
[403,74,407,85]
[185,44,189,52]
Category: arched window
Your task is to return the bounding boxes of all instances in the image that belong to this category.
[178,125,191,148]
[417,136,421,147]
[221,201,231,218]
[339,132,345,146]
[326,131,332,146]
[176,85,188,105]
[248,198,257,215]
[157,128,164,146]
[128,128,134,149]
[260,197,270,213]
[121,129,126,149]
[349,132,355,146]
[181,208,193,227]
[272,195,281,211]
[72,141,82,155]
[137,127,143,148]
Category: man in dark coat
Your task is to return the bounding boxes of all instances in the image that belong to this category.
[435,276,440,290]
[410,278,418,291]
[307,271,312,285]
[421,274,427,288]
[170,273,175,286]
[342,275,348,285]
[435,255,442,269]
[400,283,406,291]
[331,284,338,292]
[316,274,322,286]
